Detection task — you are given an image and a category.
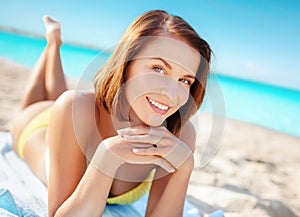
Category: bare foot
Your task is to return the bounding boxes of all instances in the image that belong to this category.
[43,15,62,45]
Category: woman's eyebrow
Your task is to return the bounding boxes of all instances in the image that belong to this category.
[150,57,172,69]
[150,57,196,79]
[183,74,196,79]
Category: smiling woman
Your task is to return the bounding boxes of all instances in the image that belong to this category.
[120,38,200,127]
[9,10,212,217]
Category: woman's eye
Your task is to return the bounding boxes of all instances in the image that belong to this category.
[179,78,192,85]
[153,66,165,74]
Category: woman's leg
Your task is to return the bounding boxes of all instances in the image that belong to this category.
[11,16,67,185]
[20,15,66,110]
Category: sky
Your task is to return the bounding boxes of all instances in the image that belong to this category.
[1,0,300,90]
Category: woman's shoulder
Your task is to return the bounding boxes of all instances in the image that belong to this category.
[50,90,100,151]
[50,89,98,134]
[54,89,96,109]
[54,89,98,124]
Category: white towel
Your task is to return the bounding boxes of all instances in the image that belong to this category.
[0,132,47,216]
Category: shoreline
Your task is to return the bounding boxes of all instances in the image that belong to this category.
[0,26,112,53]
[0,57,299,216]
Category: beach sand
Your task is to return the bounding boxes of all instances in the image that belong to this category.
[1,56,299,217]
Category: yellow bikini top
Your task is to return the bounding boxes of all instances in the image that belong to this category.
[107,169,155,205]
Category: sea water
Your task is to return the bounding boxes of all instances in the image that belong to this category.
[1,31,300,137]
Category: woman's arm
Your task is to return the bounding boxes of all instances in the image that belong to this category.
[47,90,118,217]
[146,157,194,217]
[52,162,116,217]
[134,121,196,217]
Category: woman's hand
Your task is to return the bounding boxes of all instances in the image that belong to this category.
[117,125,193,170]
[91,133,175,178]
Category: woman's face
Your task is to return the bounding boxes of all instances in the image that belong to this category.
[124,37,200,126]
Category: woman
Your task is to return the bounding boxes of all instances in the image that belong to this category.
[10,10,211,217]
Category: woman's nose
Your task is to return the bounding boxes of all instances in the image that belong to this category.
[161,77,179,103]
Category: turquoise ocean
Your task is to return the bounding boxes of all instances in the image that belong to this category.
[1,31,300,137]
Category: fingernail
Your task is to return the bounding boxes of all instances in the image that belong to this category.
[170,168,175,173]
[132,148,141,153]
[117,129,125,135]
[123,135,130,140]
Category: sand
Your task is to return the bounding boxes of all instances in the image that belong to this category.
[0,57,299,217]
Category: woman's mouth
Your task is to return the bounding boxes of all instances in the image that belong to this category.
[146,97,170,115]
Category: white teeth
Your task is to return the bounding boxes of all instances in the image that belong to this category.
[148,98,169,111]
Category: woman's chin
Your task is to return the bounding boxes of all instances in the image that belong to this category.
[130,111,167,127]
[146,114,166,127]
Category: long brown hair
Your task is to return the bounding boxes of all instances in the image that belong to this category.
[94,10,212,135]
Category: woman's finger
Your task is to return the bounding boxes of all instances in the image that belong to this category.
[123,134,165,145]
[132,147,159,155]
[152,158,175,173]
[124,150,175,173]
[133,141,192,169]
[126,142,154,148]
[117,126,150,135]
[132,146,169,157]
[118,125,167,138]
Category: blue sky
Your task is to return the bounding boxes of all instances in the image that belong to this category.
[1,0,300,90]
